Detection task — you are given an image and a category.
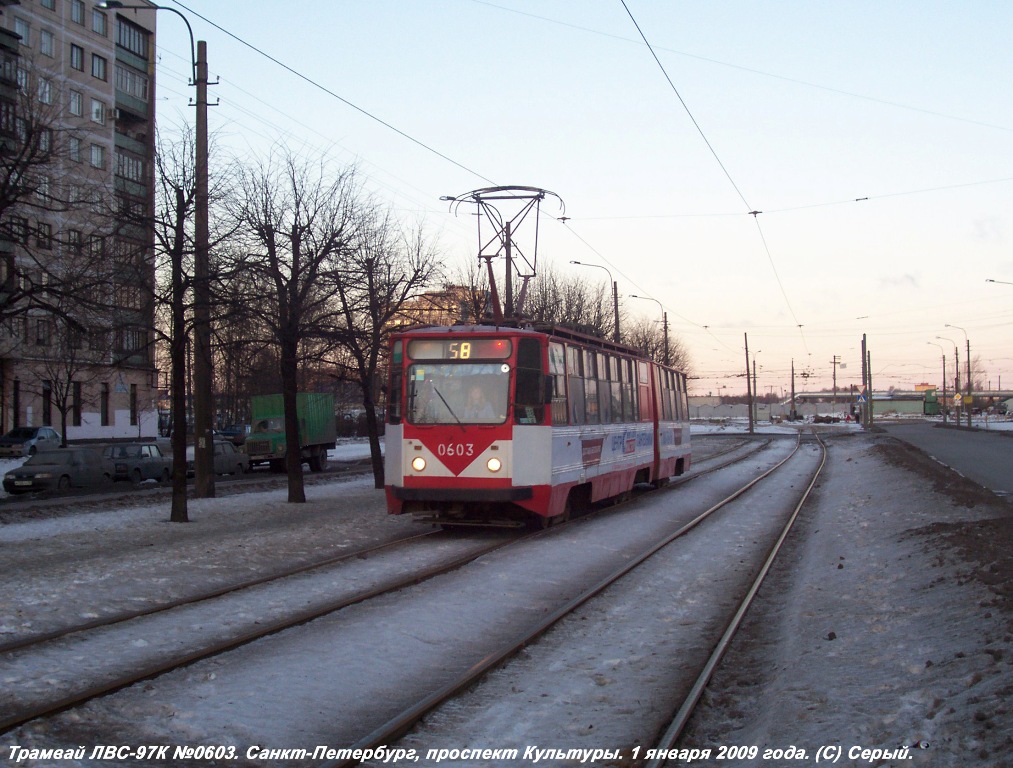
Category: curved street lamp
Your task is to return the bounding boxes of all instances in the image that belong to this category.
[628,294,669,365]
[98,1,215,498]
[569,261,620,344]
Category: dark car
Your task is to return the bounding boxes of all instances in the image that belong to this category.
[218,424,250,446]
[186,439,250,476]
[3,447,112,494]
[102,442,173,483]
[0,426,62,458]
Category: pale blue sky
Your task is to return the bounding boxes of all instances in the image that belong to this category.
[149,1,1013,395]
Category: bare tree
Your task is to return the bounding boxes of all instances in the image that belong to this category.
[227,151,361,503]
[150,122,238,521]
[323,209,442,487]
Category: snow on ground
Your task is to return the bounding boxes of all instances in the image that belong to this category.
[0,426,1011,767]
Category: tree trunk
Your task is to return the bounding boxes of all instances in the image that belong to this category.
[281,337,306,503]
[169,188,189,523]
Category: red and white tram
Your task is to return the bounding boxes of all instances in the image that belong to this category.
[384,323,691,527]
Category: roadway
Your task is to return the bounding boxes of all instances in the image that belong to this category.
[879,421,1013,498]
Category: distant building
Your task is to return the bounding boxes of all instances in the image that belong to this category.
[0,1,158,438]
[391,285,489,328]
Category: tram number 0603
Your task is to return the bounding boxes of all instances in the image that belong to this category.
[437,442,474,457]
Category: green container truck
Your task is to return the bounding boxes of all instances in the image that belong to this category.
[246,393,337,472]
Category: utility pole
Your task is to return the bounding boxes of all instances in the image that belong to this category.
[745,332,754,434]
[192,40,215,497]
[790,359,797,420]
[860,334,867,428]
[830,355,840,415]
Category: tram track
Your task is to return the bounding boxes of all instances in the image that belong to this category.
[0,528,518,733]
[1,434,818,760]
[329,432,826,765]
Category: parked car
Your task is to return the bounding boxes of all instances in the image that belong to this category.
[0,426,62,458]
[218,424,250,446]
[3,447,112,494]
[185,439,250,476]
[102,442,173,484]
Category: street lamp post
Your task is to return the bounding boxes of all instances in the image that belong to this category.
[570,261,620,343]
[99,2,215,497]
[927,341,947,424]
[628,294,669,365]
[945,324,971,428]
[937,335,960,425]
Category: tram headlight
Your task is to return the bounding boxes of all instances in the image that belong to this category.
[411,456,427,472]
[486,457,502,473]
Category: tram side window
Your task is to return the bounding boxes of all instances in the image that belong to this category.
[568,345,585,425]
[678,372,689,419]
[620,358,634,421]
[515,337,545,424]
[596,352,611,423]
[661,369,673,421]
[583,349,600,424]
[608,356,622,424]
[549,342,567,425]
[389,341,403,424]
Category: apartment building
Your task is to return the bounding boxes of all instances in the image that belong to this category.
[0,0,158,439]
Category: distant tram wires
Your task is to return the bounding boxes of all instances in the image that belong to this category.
[618,0,809,355]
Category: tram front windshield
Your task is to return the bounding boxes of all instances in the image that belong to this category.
[406,363,509,425]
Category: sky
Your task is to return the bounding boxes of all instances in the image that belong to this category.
[141,1,1013,396]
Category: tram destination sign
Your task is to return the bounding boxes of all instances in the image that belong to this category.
[408,338,512,360]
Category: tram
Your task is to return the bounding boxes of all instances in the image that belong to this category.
[383,323,691,527]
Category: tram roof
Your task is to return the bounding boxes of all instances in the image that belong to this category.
[394,321,673,366]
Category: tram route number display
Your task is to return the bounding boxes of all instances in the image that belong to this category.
[8,742,926,764]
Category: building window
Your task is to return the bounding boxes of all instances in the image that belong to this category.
[116,18,149,59]
[66,229,82,252]
[12,380,20,429]
[115,65,149,101]
[90,328,108,352]
[36,176,51,202]
[69,136,81,161]
[10,217,29,245]
[36,222,52,250]
[91,54,107,81]
[115,151,144,183]
[42,381,52,426]
[69,89,83,116]
[92,10,107,36]
[70,43,84,71]
[42,0,57,10]
[38,77,53,104]
[89,234,104,257]
[90,98,105,124]
[89,143,105,169]
[40,29,54,57]
[100,382,109,426]
[72,0,85,25]
[35,317,51,346]
[14,18,29,47]
[72,382,82,427]
[129,383,138,426]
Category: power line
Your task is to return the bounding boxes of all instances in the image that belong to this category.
[167,0,496,186]
[619,0,752,212]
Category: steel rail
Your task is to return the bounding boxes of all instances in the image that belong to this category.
[0,530,436,655]
[645,431,828,766]
[323,435,805,767]
[0,531,524,734]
